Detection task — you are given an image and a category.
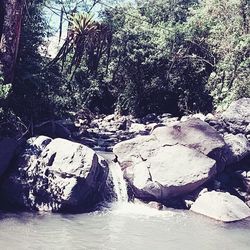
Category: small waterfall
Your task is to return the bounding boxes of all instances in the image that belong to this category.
[109,161,128,203]
[99,152,175,217]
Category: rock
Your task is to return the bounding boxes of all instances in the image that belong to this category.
[0,138,18,177]
[244,172,250,193]
[192,113,206,121]
[103,114,115,122]
[238,171,250,193]
[158,114,177,124]
[158,113,172,119]
[180,115,191,122]
[222,98,250,134]
[148,201,164,210]
[191,191,250,222]
[30,135,52,149]
[74,108,94,128]
[198,188,209,196]
[129,123,146,133]
[124,144,216,200]
[113,134,158,168]
[223,134,250,165]
[133,199,166,210]
[184,199,194,209]
[206,118,227,135]
[246,124,250,134]
[0,136,109,213]
[115,118,225,165]
[246,200,250,207]
[145,123,158,131]
[161,117,179,127]
[114,118,224,201]
[152,118,226,170]
[89,119,99,128]
[205,113,215,122]
[117,120,127,131]
[34,121,72,139]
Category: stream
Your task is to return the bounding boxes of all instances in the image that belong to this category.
[0,152,250,250]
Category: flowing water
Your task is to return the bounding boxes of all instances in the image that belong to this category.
[0,152,250,250]
[108,161,128,203]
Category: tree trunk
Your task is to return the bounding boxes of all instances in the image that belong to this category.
[240,0,249,34]
[0,0,24,84]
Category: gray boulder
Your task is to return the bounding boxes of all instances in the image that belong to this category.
[114,118,225,166]
[113,134,159,168]
[124,144,216,200]
[0,138,18,177]
[222,98,250,134]
[223,134,250,165]
[191,191,250,222]
[152,118,226,168]
[0,136,109,212]
[114,118,225,201]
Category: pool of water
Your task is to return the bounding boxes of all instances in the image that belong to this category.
[0,202,250,250]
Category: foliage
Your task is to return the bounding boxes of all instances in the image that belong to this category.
[8,0,76,122]
[1,0,250,133]
[186,0,250,110]
[50,12,112,77]
[0,70,11,119]
[0,72,11,100]
[0,69,27,138]
[97,0,213,116]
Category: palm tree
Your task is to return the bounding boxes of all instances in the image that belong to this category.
[50,12,112,76]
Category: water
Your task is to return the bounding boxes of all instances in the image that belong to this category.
[0,152,250,249]
[108,161,128,203]
[0,206,250,250]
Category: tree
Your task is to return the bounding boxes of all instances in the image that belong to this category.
[186,0,250,110]
[10,0,74,122]
[98,0,212,116]
[50,12,112,77]
[0,0,25,84]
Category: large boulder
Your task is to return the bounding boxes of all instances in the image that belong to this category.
[222,98,250,134]
[114,134,159,168]
[113,118,225,201]
[191,191,250,222]
[0,138,18,177]
[152,118,226,169]
[124,144,216,200]
[0,136,109,213]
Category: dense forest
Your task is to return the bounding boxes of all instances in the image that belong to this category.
[0,0,249,137]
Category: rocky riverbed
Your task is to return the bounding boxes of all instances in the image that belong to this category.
[0,98,250,222]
